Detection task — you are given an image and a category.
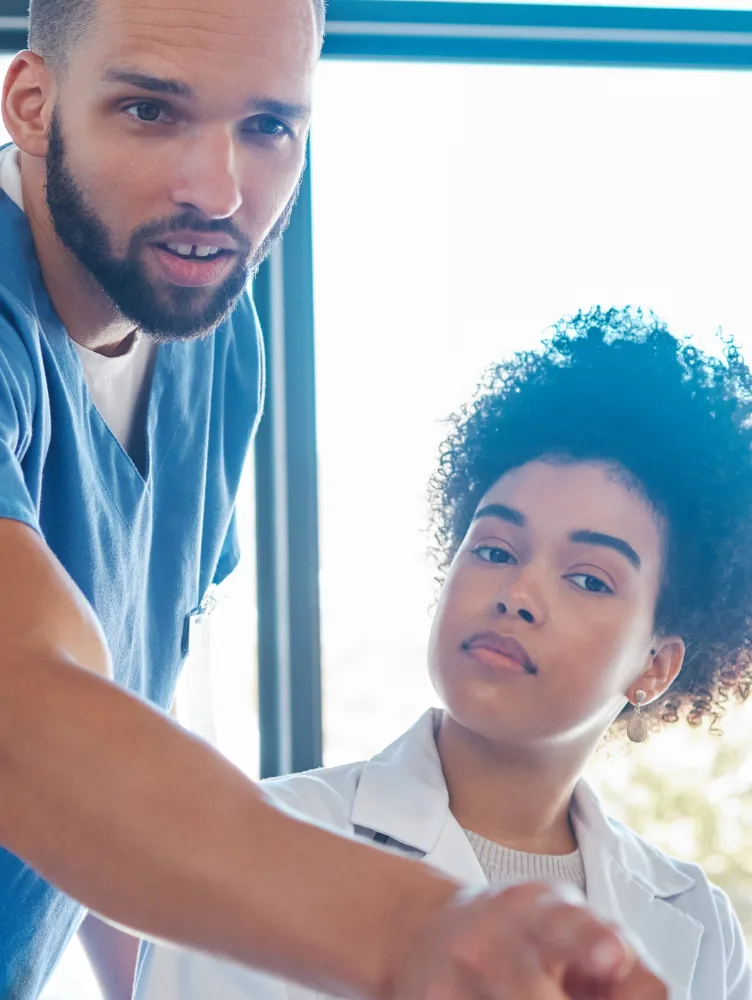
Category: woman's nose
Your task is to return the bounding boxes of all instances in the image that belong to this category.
[496,600,536,625]
[495,566,546,625]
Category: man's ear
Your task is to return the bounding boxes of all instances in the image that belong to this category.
[628,636,685,705]
[2,51,56,158]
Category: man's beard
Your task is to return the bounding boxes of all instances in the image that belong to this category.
[44,109,298,342]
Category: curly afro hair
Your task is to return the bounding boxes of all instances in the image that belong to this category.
[429,306,752,733]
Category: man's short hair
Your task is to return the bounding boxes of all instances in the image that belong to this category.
[28,0,95,68]
[28,0,325,69]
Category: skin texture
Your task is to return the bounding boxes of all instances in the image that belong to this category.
[0,1,668,997]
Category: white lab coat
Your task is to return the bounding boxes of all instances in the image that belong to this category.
[136,709,751,1000]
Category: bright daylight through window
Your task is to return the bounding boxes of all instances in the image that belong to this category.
[312,57,752,941]
[407,0,751,6]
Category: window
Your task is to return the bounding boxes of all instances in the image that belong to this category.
[377,0,751,7]
[174,460,260,781]
[312,57,752,938]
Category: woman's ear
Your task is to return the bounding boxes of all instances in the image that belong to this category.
[628,636,685,704]
[2,51,56,158]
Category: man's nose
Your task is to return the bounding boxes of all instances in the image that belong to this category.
[171,129,243,220]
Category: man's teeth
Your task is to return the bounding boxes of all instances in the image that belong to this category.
[164,243,222,258]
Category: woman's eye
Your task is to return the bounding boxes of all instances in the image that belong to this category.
[244,116,290,138]
[472,545,515,565]
[566,573,613,595]
[124,102,171,124]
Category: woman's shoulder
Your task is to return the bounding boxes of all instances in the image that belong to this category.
[577,782,741,926]
[609,812,706,880]
[578,786,750,993]
[605,811,746,947]
[261,760,367,831]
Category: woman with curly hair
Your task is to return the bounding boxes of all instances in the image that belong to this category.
[138,306,752,1000]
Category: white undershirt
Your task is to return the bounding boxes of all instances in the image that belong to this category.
[0,144,157,464]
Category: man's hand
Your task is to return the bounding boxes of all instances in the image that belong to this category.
[390,882,667,1000]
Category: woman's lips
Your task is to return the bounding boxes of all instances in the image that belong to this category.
[461,632,538,675]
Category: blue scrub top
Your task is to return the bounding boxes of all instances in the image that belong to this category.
[0,190,264,998]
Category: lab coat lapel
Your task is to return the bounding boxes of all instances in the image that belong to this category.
[424,811,488,885]
[350,709,450,855]
[349,709,485,884]
[573,783,702,1000]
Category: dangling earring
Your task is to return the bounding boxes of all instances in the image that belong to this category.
[627,689,648,743]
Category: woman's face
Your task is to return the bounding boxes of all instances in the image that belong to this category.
[429,459,682,748]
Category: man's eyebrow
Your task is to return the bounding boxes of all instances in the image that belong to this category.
[569,529,641,570]
[102,70,311,122]
[103,69,194,98]
[472,503,526,528]
[250,97,312,123]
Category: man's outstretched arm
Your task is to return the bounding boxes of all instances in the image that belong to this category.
[0,518,455,999]
[0,519,658,1000]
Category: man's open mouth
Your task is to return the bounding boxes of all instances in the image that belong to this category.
[158,243,229,260]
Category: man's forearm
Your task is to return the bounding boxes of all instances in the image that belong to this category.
[0,648,457,1000]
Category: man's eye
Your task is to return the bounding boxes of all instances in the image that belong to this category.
[472,545,514,565]
[566,573,613,595]
[123,102,171,124]
[244,116,290,137]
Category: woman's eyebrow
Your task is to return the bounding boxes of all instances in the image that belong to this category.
[472,507,641,570]
[472,503,526,528]
[569,529,641,570]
